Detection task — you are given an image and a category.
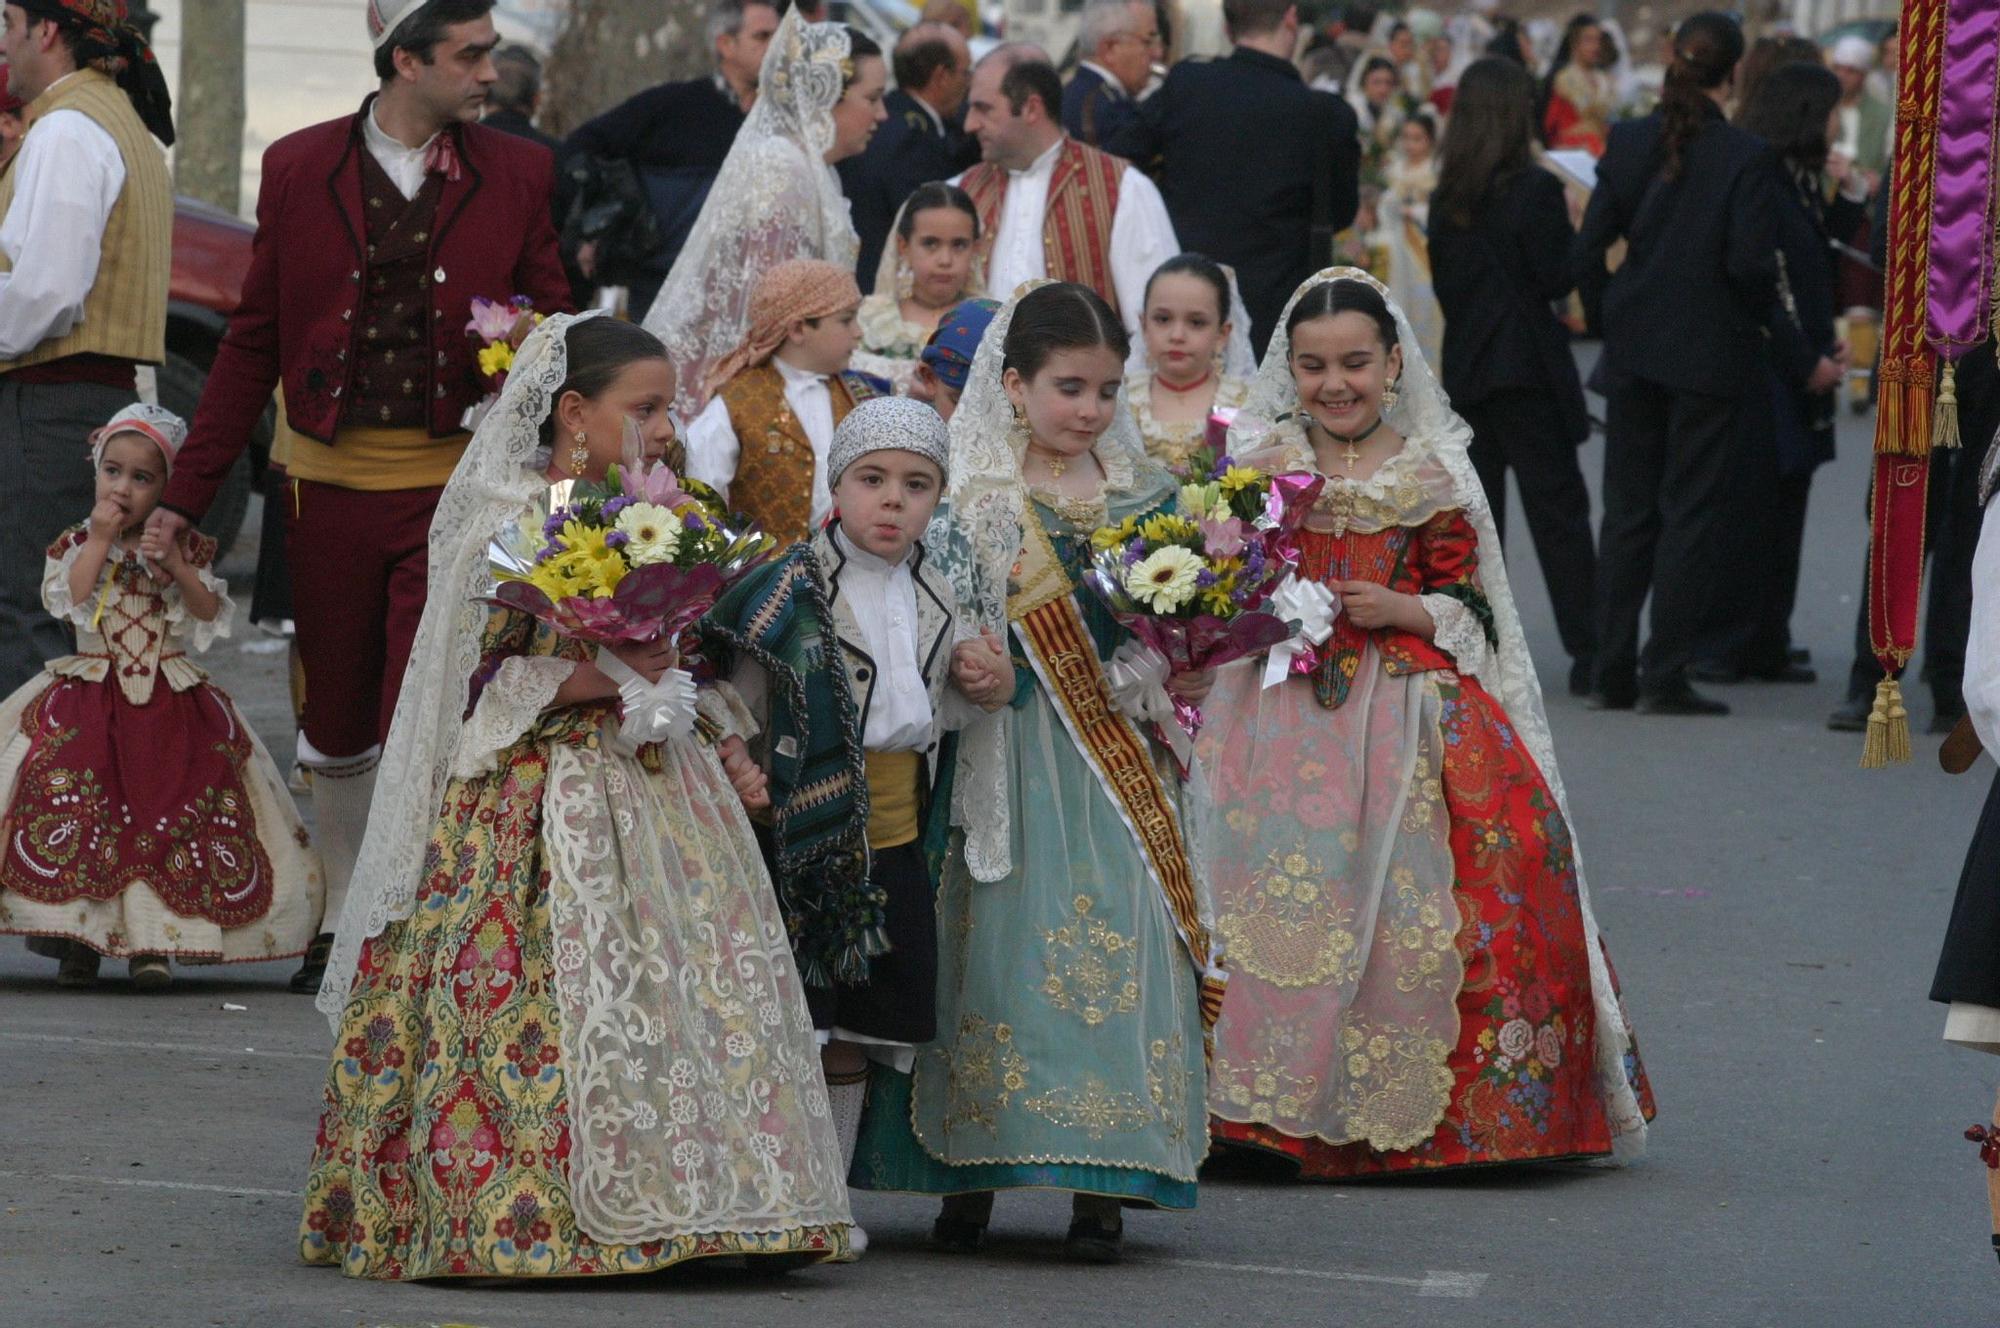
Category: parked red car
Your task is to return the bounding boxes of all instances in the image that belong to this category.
[166,194,272,555]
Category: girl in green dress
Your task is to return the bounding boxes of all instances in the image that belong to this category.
[851,282,1222,1263]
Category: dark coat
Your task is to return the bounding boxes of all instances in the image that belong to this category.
[1062,64,1138,149]
[562,76,743,173]
[1108,47,1358,354]
[836,88,966,293]
[1764,170,1861,475]
[481,107,558,154]
[1431,165,1589,445]
[163,102,572,521]
[1573,105,1783,398]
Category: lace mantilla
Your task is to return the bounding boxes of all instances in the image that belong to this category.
[1229,268,1648,1154]
[641,8,859,420]
[317,311,605,1023]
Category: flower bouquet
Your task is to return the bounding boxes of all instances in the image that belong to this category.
[487,452,776,651]
[461,295,543,429]
[1086,455,1323,765]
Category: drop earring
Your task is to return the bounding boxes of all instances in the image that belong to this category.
[896,261,915,300]
[1381,379,1400,415]
[568,430,590,474]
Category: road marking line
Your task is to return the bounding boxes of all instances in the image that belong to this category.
[0,1030,325,1062]
[1140,1256,1487,1297]
[0,1169,302,1200]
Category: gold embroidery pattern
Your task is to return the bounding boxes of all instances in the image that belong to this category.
[1022,1075,1153,1140]
[1214,1042,1323,1126]
[1335,1021,1457,1151]
[940,1014,1029,1135]
[1145,1032,1193,1146]
[1041,893,1139,1026]
[1216,843,1362,989]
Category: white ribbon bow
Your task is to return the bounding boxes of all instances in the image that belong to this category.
[596,648,699,750]
[1107,640,1193,767]
[1262,573,1341,689]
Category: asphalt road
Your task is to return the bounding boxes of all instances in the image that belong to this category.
[2,382,1993,1327]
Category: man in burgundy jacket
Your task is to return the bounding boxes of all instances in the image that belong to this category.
[150,0,571,990]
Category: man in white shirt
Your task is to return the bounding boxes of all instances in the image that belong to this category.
[953,44,1179,340]
[0,0,174,696]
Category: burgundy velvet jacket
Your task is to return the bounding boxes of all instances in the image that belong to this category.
[164,99,572,519]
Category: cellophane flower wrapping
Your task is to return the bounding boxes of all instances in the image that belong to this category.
[1086,451,1324,742]
[486,456,776,650]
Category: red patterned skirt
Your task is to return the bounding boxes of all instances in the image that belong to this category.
[1213,671,1658,1175]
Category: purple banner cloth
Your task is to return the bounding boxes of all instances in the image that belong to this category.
[1925,0,2000,358]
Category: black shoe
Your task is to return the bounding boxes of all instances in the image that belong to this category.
[289,932,333,994]
[1827,697,1871,733]
[1584,690,1636,712]
[1567,658,1596,697]
[1063,1212,1123,1264]
[1637,684,1730,716]
[1688,661,1744,685]
[1744,663,1817,684]
[932,1192,992,1253]
[1789,647,1813,666]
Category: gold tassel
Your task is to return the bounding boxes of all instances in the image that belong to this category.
[1861,675,1914,768]
[1934,359,1963,450]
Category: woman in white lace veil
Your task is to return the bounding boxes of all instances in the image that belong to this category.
[301,311,852,1279]
[1193,266,1653,1176]
[847,282,1216,1260]
[642,7,886,420]
[1123,252,1256,473]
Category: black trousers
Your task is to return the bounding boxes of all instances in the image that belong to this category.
[1700,459,1816,676]
[1594,378,1750,696]
[1463,388,1598,667]
[805,840,938,1045]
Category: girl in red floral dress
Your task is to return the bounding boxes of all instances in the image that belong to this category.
[1194,271,1656,1176]
[0,405,321,989]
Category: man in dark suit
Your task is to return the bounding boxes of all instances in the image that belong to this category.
[1063,0,1159,149]
[837,21,973,292]
[1572,12,1780,715]
[481,44,556,152]
[1107,0,1357,355]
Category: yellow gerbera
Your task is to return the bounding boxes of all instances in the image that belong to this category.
[1139,513,1199,545]
[1091,515,1140,552]
[552,523,627,597]
[1218,465,1262,494]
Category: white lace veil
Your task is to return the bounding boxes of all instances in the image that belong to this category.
[935,279,1157,883]
[315,311,605,1024]
[1233,267,1649,1152]
[1124,258,1258,383]
[871,192,990,307]
[640,6,860,419]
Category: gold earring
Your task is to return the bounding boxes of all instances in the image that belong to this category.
[1381,380,1400,414]
[568,430,590,474]
[896,261,915,300]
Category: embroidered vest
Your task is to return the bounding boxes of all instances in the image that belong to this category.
[0,69,170,372]
[347,150,446,430]
[960,138,1124,314]
[719,364,875,546]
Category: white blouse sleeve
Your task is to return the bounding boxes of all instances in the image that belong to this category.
[40,536,98,630]
[162,559,236,654]
[683,395,741,501]
[451,655,579,778]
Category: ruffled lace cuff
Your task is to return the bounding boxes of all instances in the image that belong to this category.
[696,679,761,743]
[451,655,577,777]
[41,538,96,630]
[162,561,236,654]
[1420,592,1490,677]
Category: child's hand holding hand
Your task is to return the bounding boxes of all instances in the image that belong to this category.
[951,629,1012,711]
[717,735,770,812]
[139,522,184,573]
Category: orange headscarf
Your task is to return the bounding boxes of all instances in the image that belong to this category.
[702,259,861,398]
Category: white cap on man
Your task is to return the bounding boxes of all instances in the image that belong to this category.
[367,0,430,49]
[1830,35,1877,72]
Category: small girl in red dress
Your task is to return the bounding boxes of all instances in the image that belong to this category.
[0,405,321,989]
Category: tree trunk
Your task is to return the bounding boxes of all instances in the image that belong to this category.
[541,0,710,140]
[175,0,247,212]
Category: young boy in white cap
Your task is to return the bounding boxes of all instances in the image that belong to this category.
[701,396,1009,1255]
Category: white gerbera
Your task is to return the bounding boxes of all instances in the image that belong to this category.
[614,501,683,566]
[1125,544,1203,612]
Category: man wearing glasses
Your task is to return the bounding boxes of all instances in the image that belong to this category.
[1063,0,1161,148]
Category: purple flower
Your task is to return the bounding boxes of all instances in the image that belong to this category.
[684,512,707,533]
[605,530,630,549]
[602,495,633,519]
[1195,568,1218,588]
[1122,544,1146,568]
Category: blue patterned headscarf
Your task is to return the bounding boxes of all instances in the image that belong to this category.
[918,298,1001,394]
